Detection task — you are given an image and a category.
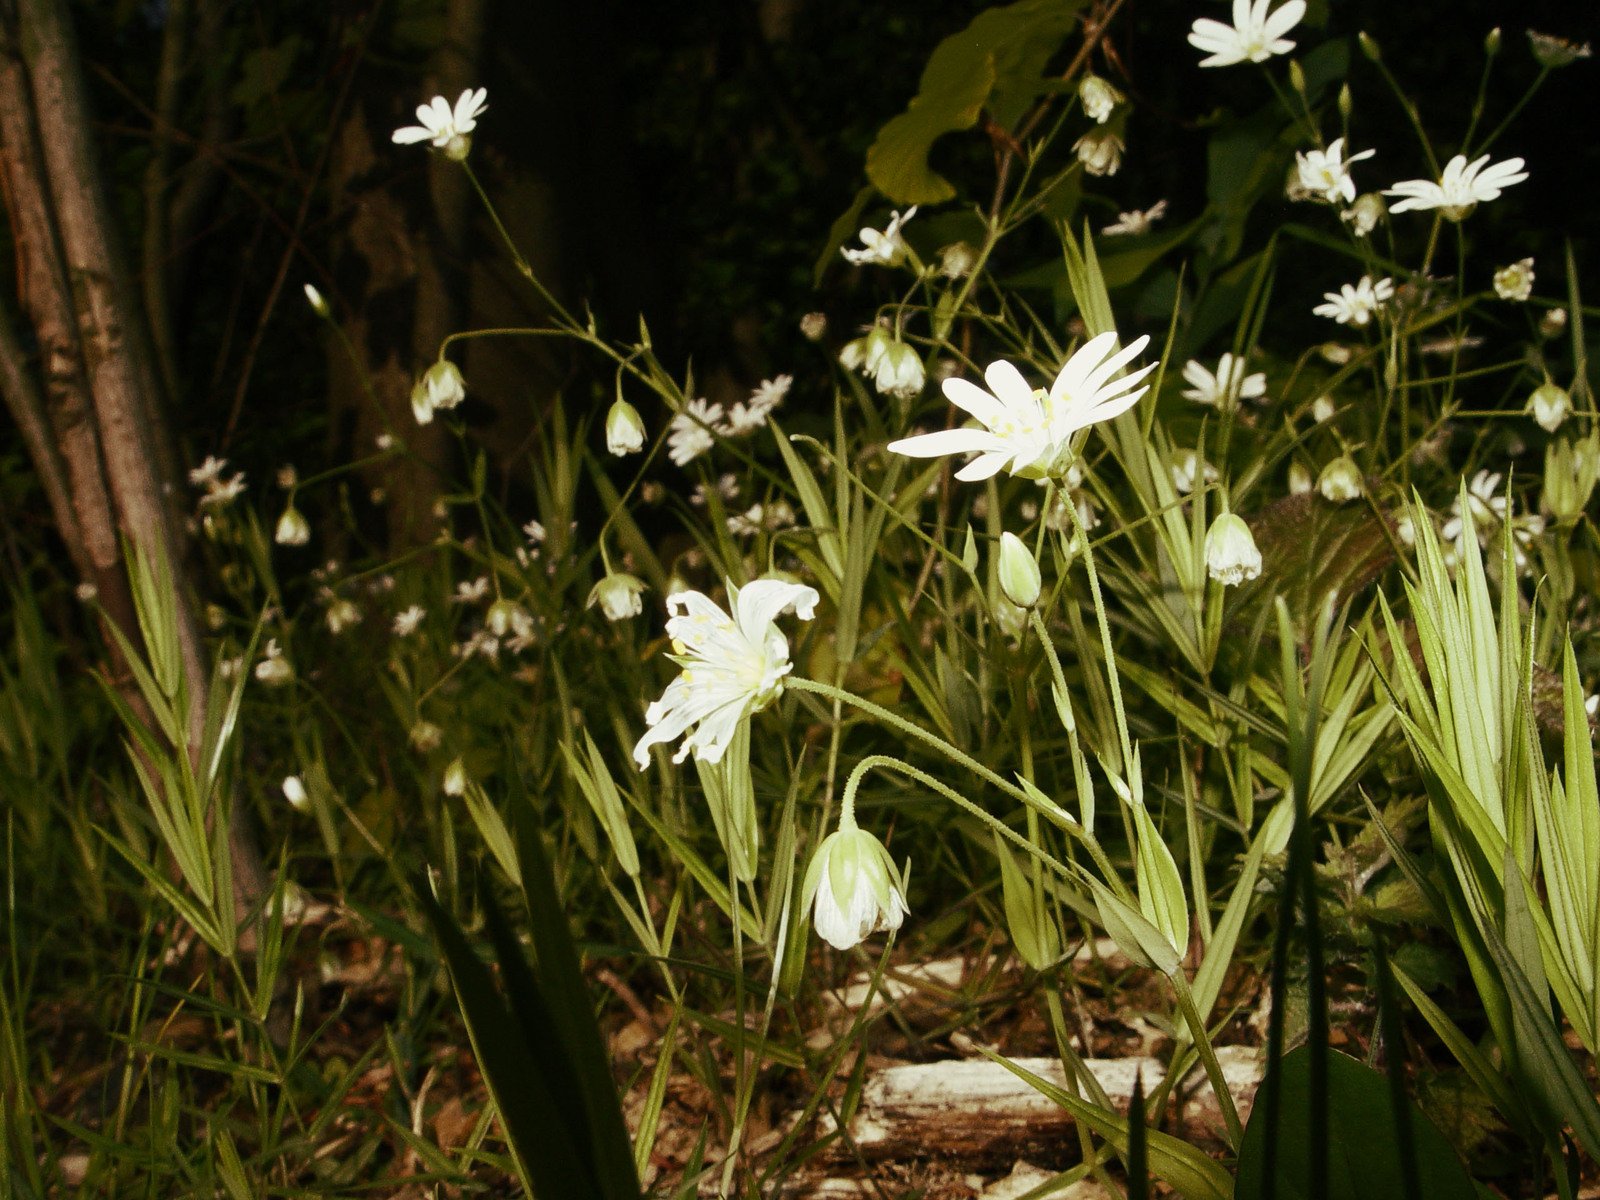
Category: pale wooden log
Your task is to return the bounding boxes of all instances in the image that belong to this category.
[818,1046,1262,1164]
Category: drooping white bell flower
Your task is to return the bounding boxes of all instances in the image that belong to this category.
[803,820,909,951]
[632,578,818,769]
[1204,512,1263,586]
[588,572,647,622]
[411,360,465,425]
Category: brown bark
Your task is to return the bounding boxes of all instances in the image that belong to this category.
[1,0,269,931]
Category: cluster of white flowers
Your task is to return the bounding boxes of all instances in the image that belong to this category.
[1442,469,1544,570]
[665,377,792,467]
[1313,275,1395,327]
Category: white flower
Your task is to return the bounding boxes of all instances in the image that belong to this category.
[1318,456,1363,503]
[1342,193,1386,237]
[1102,200,1168,237]
[275,505,311,546]
[888,332,1154,483]
[409,720,444,753]
[1288,460,1313,495]
[840,325,891,375]
[486,598,528,638]
[747,375,792,419]
[1079,74,1123,123]
[1205,512,1262,585]
[997,532,1042,609]
[1188,0,1306,67]
[1493,258,1535,302]
[1295,138,1375,205]
[606,398,645,455]
[799,312,828,341]
[1541,308,1568,339]
[938,242,977,279]
[1527,31,1592,68]
[1181,353,1266,409]
[282,776,309,812]
[1073,129,1124,176]
[255,638,293,687]
[841,207,917,267]
[189,455,229,488]
[411,360,465,425]
[443,758,468,797]
[325,598,361,634]
[1442,470,1522,557]
[873,341,926,400]
[523,520,546,545]
[632,578,818,769]
[1170,448,1219,494]
[453,576,490,604]
[1385,153,1528,221]
[667,398,724,467]
[391,88,488,160]
[1312,275,1394,327]
[588,573,647,622]
[802,822,908,951]
[1311,395,1336,423]
[393,605,426,636]
[1527,382,1571,433]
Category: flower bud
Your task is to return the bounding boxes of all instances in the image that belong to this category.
[1543,432,1600,522]
[275,504,311,546]
[587,572,647,622]
[282,775,309,812]
[1358,31,1381,61]
[839,325,890,374]
[303,283,330,318]
[1337,83,1352,121]
[1204,512,1262,586]
[1288,461,1313,495]
[1540,308,1568,339]
[442,758,468,797]
[1342,193,1386,237]
[1317,455,1364,503]
[1287,59,1307,95]
[997,531,1042,609]
[799,311,828,341]
[937,241,977,280]
[409,720,443,753]
[605,397,646,456]
[1484,27,1501,56]
[1527,381,1572,432]
[443,133,471,162]
[801,822,909,951]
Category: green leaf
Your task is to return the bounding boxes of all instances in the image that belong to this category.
[1235,1046,1479,1200]
[864,0,1084,206]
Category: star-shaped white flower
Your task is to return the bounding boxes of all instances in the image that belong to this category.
[841,207,917,267]
[1102,200,1168,237]
[632,578,819,769]
[1188,0,1306,67]
[1180,353,1266,408]
[887,332,1154,482]
[1295,138,1375,204]
[1312,275,1395,326]
[667,398,724,466]
[392,88,488,157]
[1385,153,1527,221]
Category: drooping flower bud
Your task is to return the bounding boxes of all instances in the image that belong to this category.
[275,504,311,546]
[1318,455,1364,503]
[605,397,646,456]
[1527,381,1572,433]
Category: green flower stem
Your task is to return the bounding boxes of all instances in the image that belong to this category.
[840,754,1075,884]
[1064,484,1135,780]
[1171,969,1244,1150]
[790,677,1028,807]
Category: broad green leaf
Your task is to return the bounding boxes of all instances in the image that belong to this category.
[1235,1046,1478,1200]
[864,0,1084,206]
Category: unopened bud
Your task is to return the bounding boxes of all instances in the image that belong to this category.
[997,532,1042,610]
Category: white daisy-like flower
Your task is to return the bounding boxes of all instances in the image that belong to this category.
[1295,138,1375,205]
[523,519,546,545]
[632,577,819,769]
[747,375,792,418]
[887,332,1154,482]
[1188,0,1307,67]
[391,88,488,160]
[1385,153,1528,221]
[453,576,490,605]
[1312,275,1395,327]
[667,398,724,467]
[189,455,229,488]
[1102,200,1169,237]
[841,207,917,267]
[1181,353,1266,409]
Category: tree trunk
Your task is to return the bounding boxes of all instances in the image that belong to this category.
[0,0,269,937]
